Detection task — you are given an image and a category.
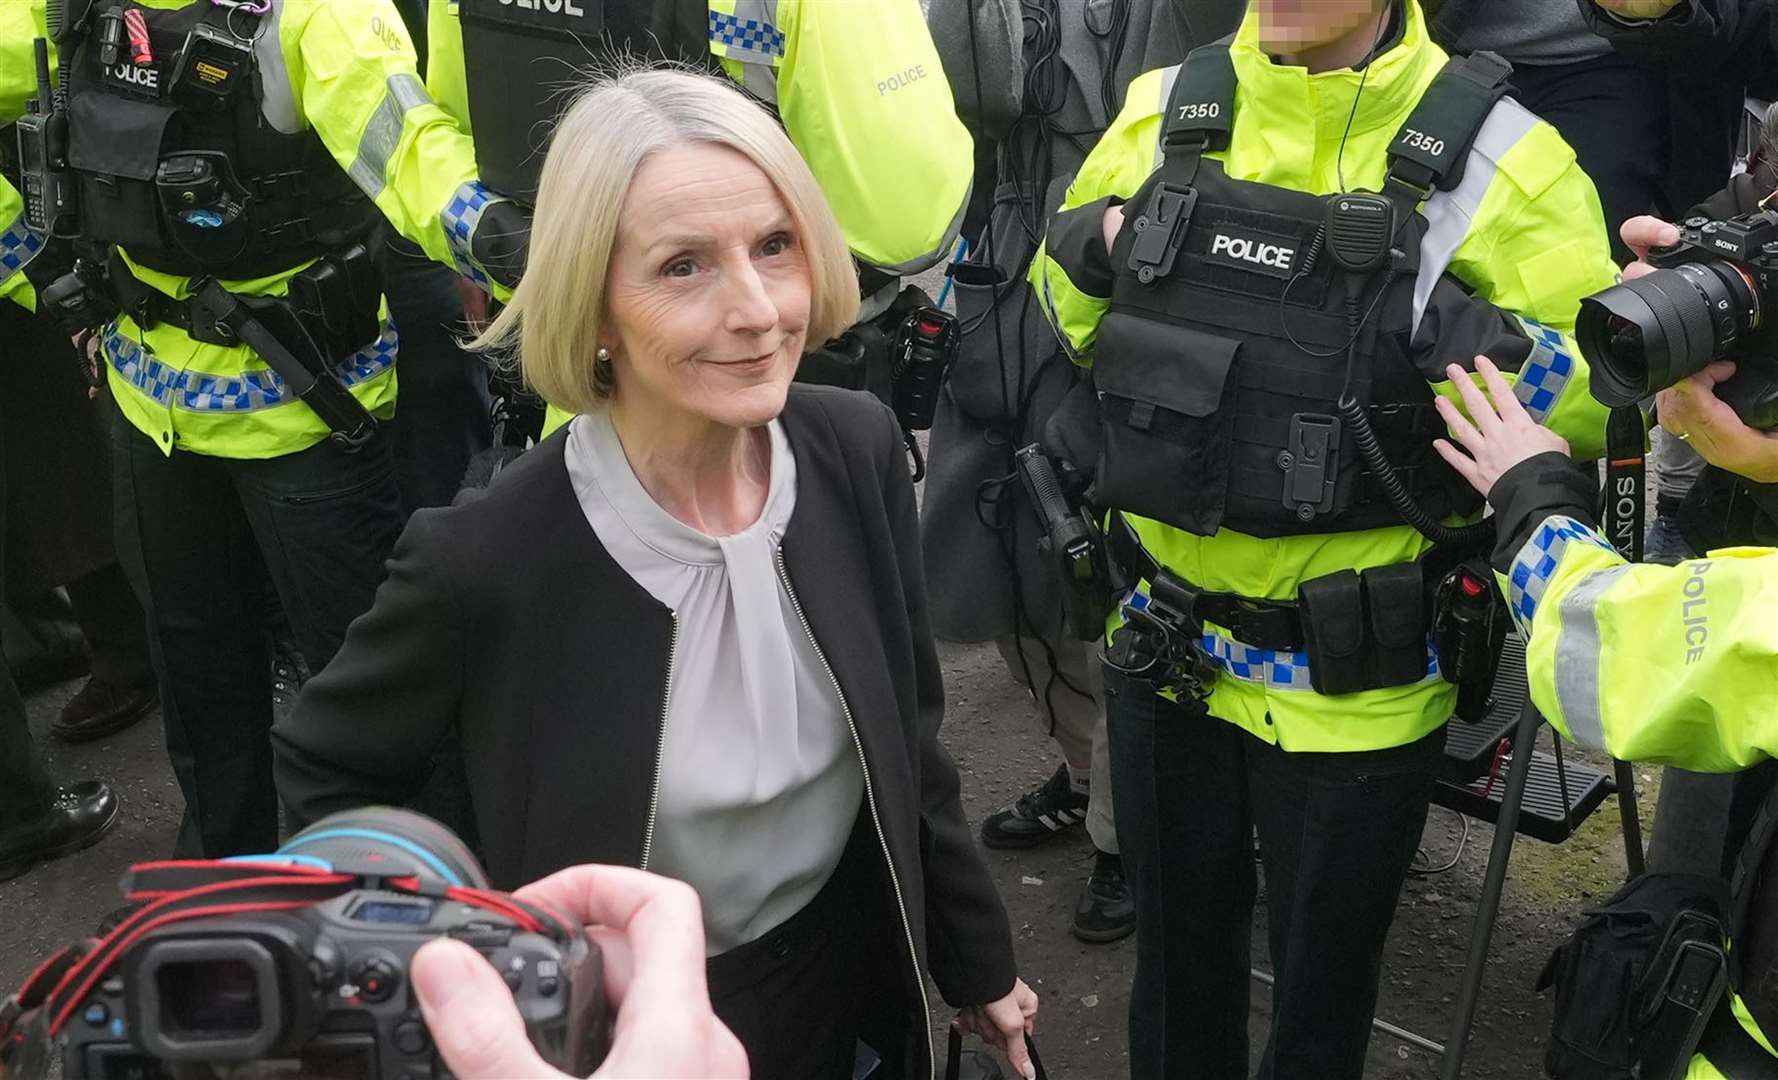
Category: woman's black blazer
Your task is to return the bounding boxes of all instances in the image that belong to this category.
[271,385,1019,1020]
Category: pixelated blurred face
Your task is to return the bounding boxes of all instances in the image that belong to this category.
[1256,0,1387,55]
[600,142,813,431]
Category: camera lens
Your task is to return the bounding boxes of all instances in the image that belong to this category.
[276,807,490,889]
[157,959,262,1037]
[1577,260,1761,406]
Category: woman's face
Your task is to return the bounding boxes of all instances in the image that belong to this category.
[1256,0,1385,54]
[600,142,814,431]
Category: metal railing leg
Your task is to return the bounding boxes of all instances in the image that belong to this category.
[1613,759,1646,878]
[1439,695,1543,1080]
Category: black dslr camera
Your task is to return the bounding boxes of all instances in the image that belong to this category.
[1578,209,1778,428]
[0,808,608,1079]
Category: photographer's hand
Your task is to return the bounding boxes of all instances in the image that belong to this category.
[1657,361,1778,484]
[1590,0,1684,18]
[1432,357,1572,498]
[1620,216,1682,279]
[413,866,747,1079]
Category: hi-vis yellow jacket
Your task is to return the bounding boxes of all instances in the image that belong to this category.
[1029,0,1618,753]
[1500,498,1778,1078]
[424,0,972,279]
[0,0,508,459]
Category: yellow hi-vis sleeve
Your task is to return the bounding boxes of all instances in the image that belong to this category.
[1503,514,1778,773]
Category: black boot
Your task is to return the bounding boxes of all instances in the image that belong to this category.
[1072,849,1136,944]
[0,782,119,882]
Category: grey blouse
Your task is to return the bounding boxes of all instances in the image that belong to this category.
[563,411,864,955]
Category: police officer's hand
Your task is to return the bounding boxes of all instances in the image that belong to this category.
[1620,216,1682,278]
[1103,203,1126,257]
[455,276,490,334]
[1432,357,1571,498]
[955,979,1040,1080]
[412,866,748,1079]
[1590,0,1684,18]
[1657,361,1778,483]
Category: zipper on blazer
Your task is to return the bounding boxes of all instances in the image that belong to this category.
[638,613,678,872]
[776,549,935,1080]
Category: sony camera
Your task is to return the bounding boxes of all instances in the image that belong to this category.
[0,808,608,1079]
[1577,209,1778,429]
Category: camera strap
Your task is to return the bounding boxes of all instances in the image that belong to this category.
[1603,406,1647,563]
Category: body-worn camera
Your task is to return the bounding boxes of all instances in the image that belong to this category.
[1577,209,1778,428]
[0,808,608,1079]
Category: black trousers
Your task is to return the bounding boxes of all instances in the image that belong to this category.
[383,237,491,512]
[705,816,910,1080]
[1105,666,1443,1080]
[112,406,403,857]
[1509,53,1674,264]
[0,409,56,834]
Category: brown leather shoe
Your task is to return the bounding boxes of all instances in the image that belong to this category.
[51,678,157,743]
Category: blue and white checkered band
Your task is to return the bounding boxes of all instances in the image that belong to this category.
[1128,589,1442,692]
[1513,317,1576,425]
[709,9,786,62]
[0,213,47,286]
[105,319,400,413]
[1506,514,1618,640]
[441,182,498,290]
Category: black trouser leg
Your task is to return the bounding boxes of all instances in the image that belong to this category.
[227,428,402,676]
[65,562,154,689]
[1722,760,1778,878]
[1510,54,1671,264]
[113,407,274,857]
[383,238,491,512]
[1105,667,1255,1080]
[0,409,56,833]
[1250,727,1444,1080]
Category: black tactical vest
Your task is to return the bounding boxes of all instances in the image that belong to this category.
[1731,783,1778,1062]
[63,0,380,280]
[460,0,723,205]
[1094,42,1511,540]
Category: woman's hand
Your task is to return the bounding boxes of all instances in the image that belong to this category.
[956,978,1040,1080]
[1432,356,1571,499]
[413,866,747,1079]
[1656,361,1778,483]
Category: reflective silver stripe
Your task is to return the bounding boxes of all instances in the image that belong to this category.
[348,74,433,200]
[870,178,972,276]
[252,0,301,134]
[1413,97,1540,334]
[736,58,778,105]
[1153,64,1183,169]
[1552,564,1632,751]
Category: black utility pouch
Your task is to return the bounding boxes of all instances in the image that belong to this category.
[1092,313,1240,537]
[1362,562,1427,688]
[1297,569,1368,696]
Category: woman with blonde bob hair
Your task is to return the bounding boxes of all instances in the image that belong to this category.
[274,69,1039,1079]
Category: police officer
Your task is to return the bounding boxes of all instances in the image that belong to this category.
[1030,0,1618,1074]
[0,0,523,858]
[1432,348,1778,1080]
[415,0,974,439]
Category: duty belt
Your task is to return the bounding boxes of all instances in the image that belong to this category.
[1106,512,1305,652]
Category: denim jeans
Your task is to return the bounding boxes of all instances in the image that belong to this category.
[112,406,403,856]
[1104,666,1442,1080]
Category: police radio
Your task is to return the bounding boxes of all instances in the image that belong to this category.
[16,38,80,238]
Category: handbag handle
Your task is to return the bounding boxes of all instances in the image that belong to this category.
[944,1026,1050,1080]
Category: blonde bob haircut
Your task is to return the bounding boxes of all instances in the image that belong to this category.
[471,68,860,415]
